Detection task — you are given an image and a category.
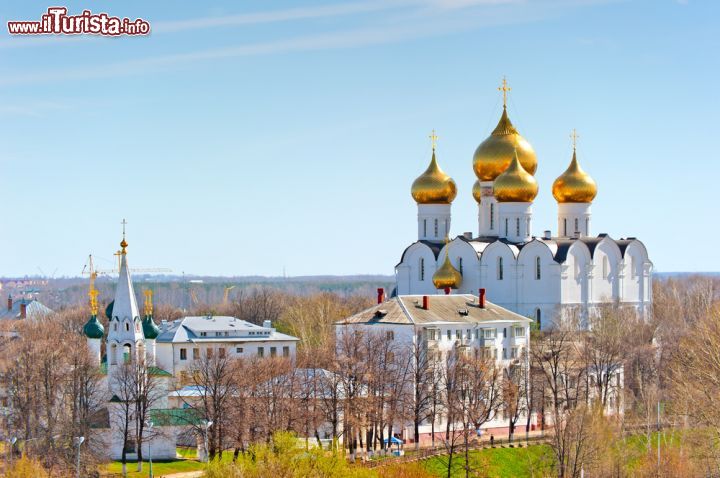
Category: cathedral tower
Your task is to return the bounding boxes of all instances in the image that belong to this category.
[411,131,457,242]
[493,151,538,242]
[552,130,597,237]
[472,78,537,237]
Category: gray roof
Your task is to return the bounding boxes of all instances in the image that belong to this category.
[0,298,54,320]
[156,315,298,343]
[337,294,531,326]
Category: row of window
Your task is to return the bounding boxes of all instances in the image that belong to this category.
[178,345,290,360]
[562,217,589,237]
[422,218,448,238]
[426,326,525,341]
[418,256,541,281]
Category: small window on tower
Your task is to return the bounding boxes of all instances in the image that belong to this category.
[585,218,589,235]
[490,204,494,230]
[423,219,427,237]
[563,218,567,237]
[574,218,579,234]
[125,322,130,332]
[505,218,509,237]
[434,219,438,237]
[516,218,520,236]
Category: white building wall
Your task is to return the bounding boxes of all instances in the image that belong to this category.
[558,203,591,237]
[417,204,451,241]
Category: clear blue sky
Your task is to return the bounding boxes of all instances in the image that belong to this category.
[0,0,717,277]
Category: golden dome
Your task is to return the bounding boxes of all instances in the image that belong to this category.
[472,180,482,204]
[552,149,597,203]
[411,150,457,204]
[432,251,462,289]
[472,107,537,181]
[493,152,539,202]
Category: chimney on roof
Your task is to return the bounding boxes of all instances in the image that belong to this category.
[422,295,429,310]
[479,288,486,309]
[543,230,551,240]
[377,288,385,305]
[7,295,12,311]
[444,287,451,295]
[463,232,472,240]
[19,302,26,319]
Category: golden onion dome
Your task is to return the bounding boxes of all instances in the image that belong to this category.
[411,150,457,204]
[472,180,482,204]
[472,107,537,182]
[493,152,539,202]
[552,149,597,203]
[432,252,463,289]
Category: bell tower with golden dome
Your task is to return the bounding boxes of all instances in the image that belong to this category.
[493,151,539,242]
[411,130,457,242]
[472,78,537,237]
[552,130,597,237]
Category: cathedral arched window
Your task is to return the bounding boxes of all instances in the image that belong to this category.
[458,257,463,274]
[535,308,541,328]
[535,256,541,280]
[434,219,438,238]
[419,258,425,281]
[602,256,609,279]
[123,344,131,364]
[125,322,130,332]
[490,204,495,230]
[516,218,520,237]
[574,218,579,235]
[423,219,427,237]
[498,257,504,281]
[563,218,568,237]
[505,219,509,237]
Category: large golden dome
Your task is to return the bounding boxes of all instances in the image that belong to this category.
[552,149,597,203]
[472,107,537,181]
[433,252,462,289]
[411,150,457,204]
[493,152,539,203]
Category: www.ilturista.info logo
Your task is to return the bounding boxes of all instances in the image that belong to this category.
[7,7,150,36]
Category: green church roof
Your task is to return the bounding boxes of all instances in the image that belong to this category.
[83,315,105,339]
[143,315,160,339]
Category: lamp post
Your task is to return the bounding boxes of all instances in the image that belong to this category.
[203,420,213,463]
[74,436,85,478]
[147,421,154,478]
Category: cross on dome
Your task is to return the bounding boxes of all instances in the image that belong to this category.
[429,129,438,151]
[498,76,511,108]
[570,129,580,150]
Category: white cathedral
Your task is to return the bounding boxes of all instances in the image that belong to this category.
[395,81,652,328]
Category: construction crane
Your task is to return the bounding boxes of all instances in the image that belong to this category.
[223,285,235,305]
[82,253,172,277]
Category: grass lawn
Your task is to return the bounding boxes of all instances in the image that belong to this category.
[422,444,555,478]
[101,458,205,477]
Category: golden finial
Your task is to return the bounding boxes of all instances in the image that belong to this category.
[143,289,153,316]
[429,129,439,151]
[570,129,579,151]
[498,76,511,108]
[89,288,99,316]
[120,219,128,254]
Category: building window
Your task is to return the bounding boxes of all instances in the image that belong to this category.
[490,203,494,230]
[585,218,589,234]
[207,348,214,358]
[110,344,117,365]
[428,329,436,341]
[419,258,425,281]
[603,256,609,279]
[505,218,509,237]
[631,257,637,279]
[423,219,427,237]
[456,330,461,340]
[516,217,520,237]
[498,257,504,280]
[200,332,207,337]
[446,330,451,341]
[386,331,394,341]
[114,323,117,331]
[123,344,131,363]
[445,219,448,235]
[236,347,244,354]
[483,328,495,339]
[180,348,187,361]
[458,257,463,274]
[434,219,438,238]
[258,347,264,357]
[466,329,471,339]
[511,347,517,359]
[535,308,542,328]
[503,327,507,338]
[270,347,277,357]
[535,256,541,280]
[283,346,290,357]
[514,327,525,337]
[193,348,200,360]
[563,218,567,236]
[125,322,130,332]
[215,332,222,337]
[503,348,507,360]
[574,218,579,234]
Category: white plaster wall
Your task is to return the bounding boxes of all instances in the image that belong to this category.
[557,203,591,237]
[398,243,441,295]
[497,202,533,242]
[478,242,518,307]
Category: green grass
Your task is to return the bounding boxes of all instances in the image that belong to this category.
[422,444,555,478]
[101,458,205,477]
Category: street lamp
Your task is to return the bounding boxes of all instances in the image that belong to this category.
[203,420,213,463]
[74,436,85,478]
[146,421,154,478]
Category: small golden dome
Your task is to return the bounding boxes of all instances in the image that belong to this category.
[411,150,457,204]
[472,107,537,181]
[552,149,597,203]
[120,238,128,253]
[432,252,462,289]
[493,152,539,202]
[472,180,482,204]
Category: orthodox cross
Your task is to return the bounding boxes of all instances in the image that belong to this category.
[498,77,511,107]
[429,129,438,151]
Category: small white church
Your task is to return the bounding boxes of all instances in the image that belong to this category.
[395,79,652,328]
